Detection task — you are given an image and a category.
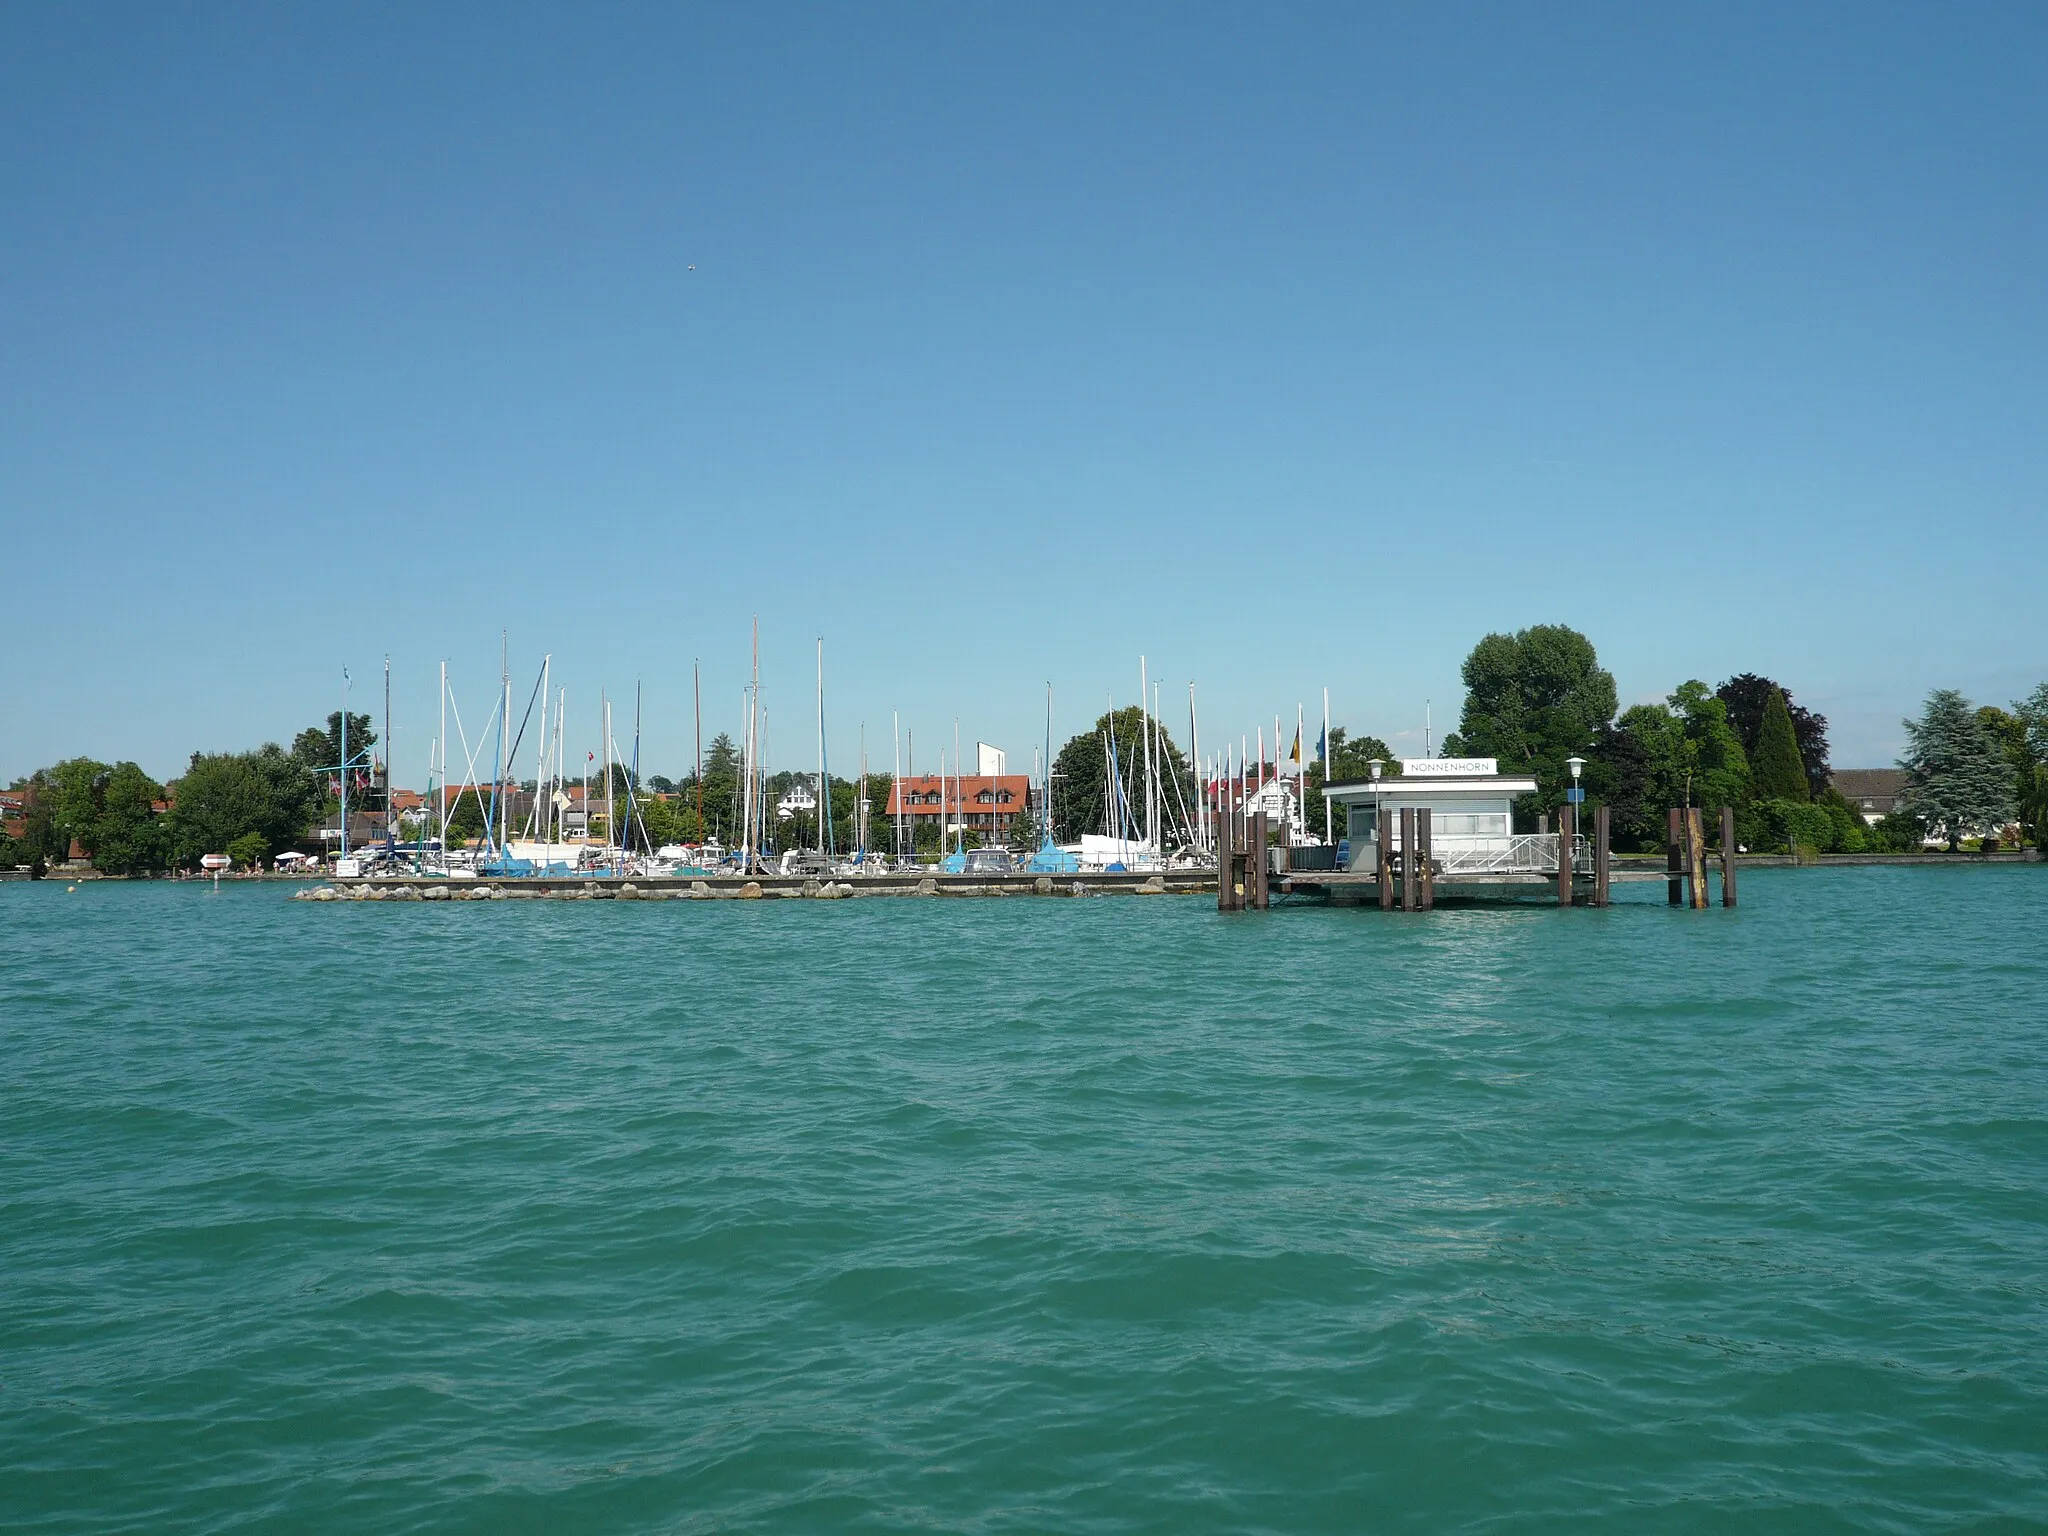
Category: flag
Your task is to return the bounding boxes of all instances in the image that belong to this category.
[1289,728,1301,763]
[1317,725,1327,758]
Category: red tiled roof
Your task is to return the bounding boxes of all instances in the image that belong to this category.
[885,774,1030,816]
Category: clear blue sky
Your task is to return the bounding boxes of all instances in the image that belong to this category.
[4,3,2042,786]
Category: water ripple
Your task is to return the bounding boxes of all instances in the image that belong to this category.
[3,869,2046,1532]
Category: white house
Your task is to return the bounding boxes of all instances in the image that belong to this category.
[1322,758,1556,874]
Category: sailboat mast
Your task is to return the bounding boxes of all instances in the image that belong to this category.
[694,659,703,843]
[339,669,349,864]
[438,661,448,856]
[745,684,761,868]
[1043,683,1054,849]
[631,681,644,854]
[532,655,550,841]
[497,632,509,855]
[1139,657,1151,853]
[816,638,826,857]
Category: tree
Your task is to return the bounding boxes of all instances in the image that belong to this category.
[1585,715,1663,850]
[671,732,742,845]
[1898,689,2017,850]
[2022,767,2048,850]
[443,791,488,845]
[1305,726,1396,837]
[2014,683,2048,762]
[1815,787,1868,854]
[292,712,377,772]
[2009,684,2048,848]
[168,745,322,866]
[1051,706,1192,843]
[1716,675,1830,798]
[1442,625,1617,826]
[8,776,66,867]
[226,831,269,869]
[1587,683,1750,848]
[1751,688,1810,802]
[89,762,169,874]
[29,758,168,872]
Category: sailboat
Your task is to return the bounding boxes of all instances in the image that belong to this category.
[1027,684,1080,874]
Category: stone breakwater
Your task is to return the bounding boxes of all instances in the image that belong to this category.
[294,872,1199,903]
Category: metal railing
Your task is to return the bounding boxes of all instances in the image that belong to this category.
[1378,833,1591,876]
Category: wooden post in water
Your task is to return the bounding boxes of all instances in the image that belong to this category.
[1720,805,1738,907]
[1399,807,1417,912]
[1216,795,1236,912]
[1666,808,1684,906]
[1557,801,1575,906]
[1593,805,1611,907]
[1686,807,1709,909]
[1377,811,1394,911]
[1250,810,1270,911]
[1417,808,1434,911]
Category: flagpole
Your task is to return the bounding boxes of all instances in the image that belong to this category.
[1323,687,1332,846]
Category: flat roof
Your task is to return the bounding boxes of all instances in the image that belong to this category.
[1324,775,1537,797]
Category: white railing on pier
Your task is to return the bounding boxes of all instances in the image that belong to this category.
[1378,833,1591,876]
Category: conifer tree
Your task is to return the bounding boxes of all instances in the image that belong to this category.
[1898,689,2017,850]
[1752,688,1810,802]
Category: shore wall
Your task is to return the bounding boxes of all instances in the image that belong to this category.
[306,870,1213,901]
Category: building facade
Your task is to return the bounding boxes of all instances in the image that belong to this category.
[886,773,1033,840]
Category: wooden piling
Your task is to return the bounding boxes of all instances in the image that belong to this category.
[1216,799,1236,912]
[1557,801,1575,906]
[1686,807,1709,909]
[1399,807,1417,912]
[1250,811,1270,911]
[1720,805,1738,907]
[1377,812,1394,911]
[1666,808,1684,906]
[1593,805,1611,907]
[1417,808,1434,911]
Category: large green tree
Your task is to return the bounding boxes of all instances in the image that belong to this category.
[292,712,377,772]
[29,758,169,872]
[89,763,170,874]
[168,744,323,866]
[1898,689,2017,850]
[1305,726,1396,837]
[1587,682,1751,848]
[43,758,112,856]
[2015,683,2048,847]
[1716,674,1830,797]
[1751,688,1811,802]
[1051,706,1192,843]
[1442,625,1617,825]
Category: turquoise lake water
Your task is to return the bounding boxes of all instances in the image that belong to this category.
[4,869,2045,1532]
